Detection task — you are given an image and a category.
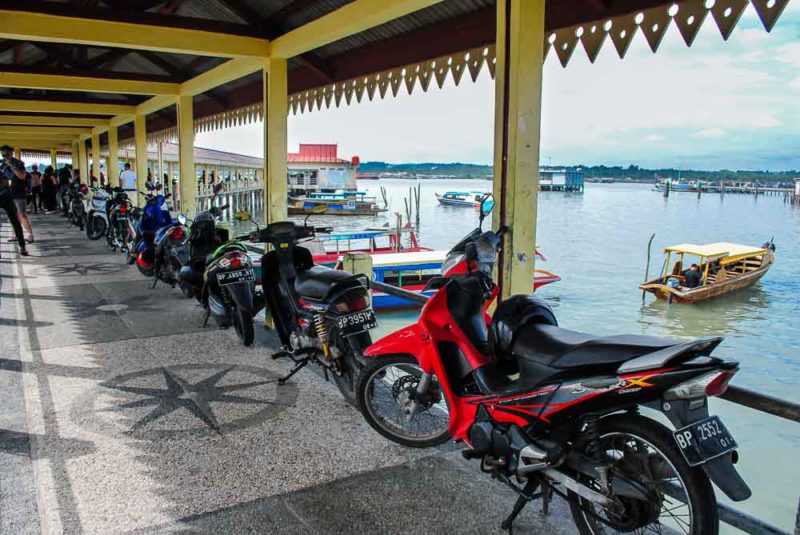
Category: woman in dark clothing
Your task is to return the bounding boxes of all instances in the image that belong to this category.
[42,165,57,212]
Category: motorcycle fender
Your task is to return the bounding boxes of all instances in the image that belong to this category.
[207,292,227,317]
[225,282,254,316]
[659,399,752,502]
[363,323,432,371]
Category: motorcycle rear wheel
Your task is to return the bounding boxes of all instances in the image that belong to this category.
[233,306,254,346]
[356,354,450,448]
[568,415,718,535]
[327,325,367,405]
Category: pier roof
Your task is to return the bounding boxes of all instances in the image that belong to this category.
[0,0,790,144]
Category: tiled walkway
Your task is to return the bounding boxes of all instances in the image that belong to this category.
[0,214,574,534]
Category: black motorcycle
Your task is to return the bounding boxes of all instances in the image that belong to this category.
[245,208,377,403]
[179,204,260,346]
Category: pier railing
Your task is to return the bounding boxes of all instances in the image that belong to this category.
[367,282,800,534]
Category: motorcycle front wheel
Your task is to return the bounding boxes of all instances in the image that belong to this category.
[233,306,254,346]
[568,415,718,535]
[356,354,450,448]
[86,215,107,240]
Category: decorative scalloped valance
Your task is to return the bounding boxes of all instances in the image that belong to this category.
[140,0,788,144]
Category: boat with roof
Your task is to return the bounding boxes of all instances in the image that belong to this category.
[640,240,776,303]
[288,191,387,216]
[435,191,490,207]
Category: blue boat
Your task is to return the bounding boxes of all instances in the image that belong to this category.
[288,191,387,216]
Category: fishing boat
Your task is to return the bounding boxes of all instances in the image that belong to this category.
[288,191,387,216]
[435,191,490,207]
[339,249,561,310]
[640,241,776,303]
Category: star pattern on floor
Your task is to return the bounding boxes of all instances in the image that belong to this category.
[46,262,123,276]
[102,366,273,434]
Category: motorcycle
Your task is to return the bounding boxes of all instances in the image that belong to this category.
[179,204,260,346]
[246,206,376,403]
[355,198,750,534]
[106,188,135,254]
[84,186,111,240]
[152,212,190,291]
[130,193,174,277]
[67,183,87,230]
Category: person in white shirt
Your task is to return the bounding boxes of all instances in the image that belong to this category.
[119,163,137,191]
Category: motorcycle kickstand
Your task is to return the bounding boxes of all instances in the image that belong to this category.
[500,479,541,533]
[202,309,210,327]
[277,357,310,385]
[151,276,159,289]
[541,483,553,517]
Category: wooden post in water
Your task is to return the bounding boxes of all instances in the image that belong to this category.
[697,181,702,199]
[663,180,670,198]
[415,183,421,230]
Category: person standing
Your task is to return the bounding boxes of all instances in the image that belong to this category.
[42,165,57,213]
[30,164,43,213]
[0,145,30,255]
[119,162,137,192]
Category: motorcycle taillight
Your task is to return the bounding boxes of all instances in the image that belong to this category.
[224,251,246,268]
[334,288,371,314]
[119,204,128,214]
[171,226,186,241]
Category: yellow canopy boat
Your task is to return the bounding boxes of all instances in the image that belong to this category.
[640,241,776,303]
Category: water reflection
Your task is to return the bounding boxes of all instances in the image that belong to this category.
[638,285,769,339]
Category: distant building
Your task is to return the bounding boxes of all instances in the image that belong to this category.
[539,168,584,192]
[287,144,358,194]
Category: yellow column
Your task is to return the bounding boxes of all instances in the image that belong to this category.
[491,0,545,298]
[78,140,88,182]
[134,114,147,205]
[50,149,57,170]
[91,129,101,184]
[107,125,119,187]
[71,143,78,168]
[263,57,288,224]
[157,142,164,187]
[177,95,195,216]
[13,147,21,159]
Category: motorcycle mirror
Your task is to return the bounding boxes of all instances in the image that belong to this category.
[478,194,494,228]
[304,204,327,226]
[213,183,224,195]
[177,213,187,225]
[234,210,251,222]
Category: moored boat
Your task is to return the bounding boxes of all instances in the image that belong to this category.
[288,191,387,216]
[339,249,561,310]
[435,191,490,207]
[640,241,776,303]
[653,179,694,193]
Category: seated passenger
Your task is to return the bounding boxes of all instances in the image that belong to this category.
[684,264,703,288]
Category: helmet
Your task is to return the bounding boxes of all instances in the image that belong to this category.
[489,294,557,358]
[136,247,156,277]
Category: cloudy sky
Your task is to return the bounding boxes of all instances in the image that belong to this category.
[197,3,800,171]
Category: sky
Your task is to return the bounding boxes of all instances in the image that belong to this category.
[196,3,800,172]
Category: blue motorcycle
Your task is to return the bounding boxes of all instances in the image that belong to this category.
[130,193,175,277]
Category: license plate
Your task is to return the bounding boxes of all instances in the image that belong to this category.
[673,416,737,466]
[217,269,255,285]
[336,309,378,336]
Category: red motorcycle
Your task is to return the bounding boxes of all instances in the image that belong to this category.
[356,200,750,534]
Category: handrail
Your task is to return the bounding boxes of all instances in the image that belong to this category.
[720,385,800,423]
[368,279,430,305]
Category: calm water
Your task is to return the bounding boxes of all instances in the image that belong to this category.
[264,179,800,531]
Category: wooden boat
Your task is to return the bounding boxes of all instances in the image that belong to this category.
[435,191,490,208]
[288,191,387,216]
[640,241,776,303]
[338,250,561,310]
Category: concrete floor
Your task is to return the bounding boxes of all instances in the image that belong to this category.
[0,214,575,534]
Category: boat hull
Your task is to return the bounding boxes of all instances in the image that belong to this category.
[288,206,387,216]
[640,262,772,303]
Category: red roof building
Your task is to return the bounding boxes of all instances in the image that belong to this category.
[287,144,351,164]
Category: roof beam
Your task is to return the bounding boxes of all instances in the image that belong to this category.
[0,125,92,135]
[0,115,109,127]
[180,58,262,97]
[270,0,443,58]
[0,71,180,95]
[0,9,271,58]
[0,99,136,115]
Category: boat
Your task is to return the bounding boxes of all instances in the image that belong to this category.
[301,227,430,266]
[640,241,776,303]
[338,250,561,310]
[435,191,490,207]
[288,191,387,216]
[653,179,694,193]
[356,172,380,180]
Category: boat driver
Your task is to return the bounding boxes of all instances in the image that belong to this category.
[684,264,703,288]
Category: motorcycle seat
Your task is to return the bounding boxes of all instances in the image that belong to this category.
[512,324,681,370]
[294,266,355,300]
